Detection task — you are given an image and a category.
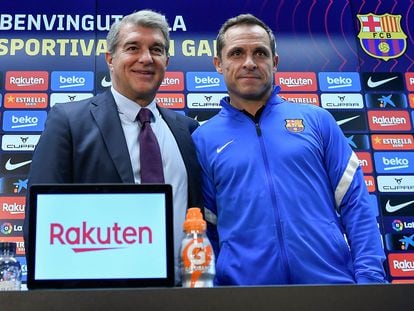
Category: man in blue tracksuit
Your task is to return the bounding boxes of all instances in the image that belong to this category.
[191,14,386,285]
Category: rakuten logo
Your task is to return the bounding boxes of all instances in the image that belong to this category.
[389,253,414,277]
[368,110,411,131]
[159,72,184,91]
[275,72,317,92]
[50,221,153,252]
[404,72,414,92]
[5,71,48,91]
[0,197,26,219]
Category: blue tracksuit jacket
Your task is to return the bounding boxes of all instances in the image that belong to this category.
[192,86,386,285]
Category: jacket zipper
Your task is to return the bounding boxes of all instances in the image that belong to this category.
[254,120,292,283]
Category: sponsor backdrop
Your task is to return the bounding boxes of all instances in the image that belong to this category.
[0,0,413,284]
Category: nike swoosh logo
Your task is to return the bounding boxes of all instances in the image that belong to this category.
[385,200,414,213]
[216,140,234,154]
[367,76,398,88]
[5,159,32,171]
[336,115,360,126]
[101,76,112,88]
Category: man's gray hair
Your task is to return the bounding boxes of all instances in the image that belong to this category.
[106,10,170,55]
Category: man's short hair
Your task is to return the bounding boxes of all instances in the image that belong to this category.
[106,10,170,55]
[216,14,276,59]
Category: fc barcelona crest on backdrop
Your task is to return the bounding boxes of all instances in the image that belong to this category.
[357,13,407,61]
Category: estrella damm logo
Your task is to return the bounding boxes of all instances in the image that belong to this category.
[285,119,304,133]
[357,13,407,61]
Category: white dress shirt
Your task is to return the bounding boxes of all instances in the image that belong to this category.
[111,87,188,283]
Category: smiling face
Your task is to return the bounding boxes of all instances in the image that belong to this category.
[105,23,169,106]
[214,24,278,112]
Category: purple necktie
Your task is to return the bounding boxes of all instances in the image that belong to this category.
[137,108,165,183]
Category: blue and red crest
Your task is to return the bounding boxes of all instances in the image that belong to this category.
[357,13,407,61]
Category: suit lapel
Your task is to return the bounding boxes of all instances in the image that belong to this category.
[90,91,134,183]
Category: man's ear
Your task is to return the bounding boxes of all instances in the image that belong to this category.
[213,56,223,74]
[105,52,113,72]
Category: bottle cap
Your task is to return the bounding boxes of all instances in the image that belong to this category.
[183,207,206,232]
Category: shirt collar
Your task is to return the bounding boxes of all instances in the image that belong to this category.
[111,87,159,122]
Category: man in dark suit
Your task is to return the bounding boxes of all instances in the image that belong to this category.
[24,10,202,283]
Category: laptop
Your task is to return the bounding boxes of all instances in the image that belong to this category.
[27,183,174,289]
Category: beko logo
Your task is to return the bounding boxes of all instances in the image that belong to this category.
[50,221,153,252]
[51,71,94,91]
[318,72,361,92]
[374,152,414,173]
[186,72,226,91]
[2,111,47,131]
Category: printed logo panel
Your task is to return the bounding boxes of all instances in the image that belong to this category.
[187,93,226,109]
[0,177,28,195]
[318,72,361,92]
[410,94,414,108]
[159,72,184,91]
[95,72,111,93]
[368,110,411,132]
[356,151,373,174]
[321,93,364,109]
[380,194,414,216]
[346,134,370,150]
[0,196,26,219]
[385,233,414,251]
[280,93,319,106]
[382,216,414,234]
[374,152,414,174]
[405,72,414,92]
[0,153,32,175]
[187,109,219,125]
[329,111,368,133]
[361,72,405,92]
[50,93,93,107]
[51,71,94,91]
[5,71,49,91]
[388,253,414,277]
[275,72,317,92]
[2,110,47,132]
[1,134,40,151]
[4,93,48,109]
[365,93,407,109]
[377,175,414,193]
[364,175,376,193]
[186,72,226,92]
[155,93,185,109]
[0,219,24,237]
[371,134,414,150]
[0,237,25,256]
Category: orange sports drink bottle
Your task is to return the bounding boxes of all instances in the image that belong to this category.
[180,207,215,287]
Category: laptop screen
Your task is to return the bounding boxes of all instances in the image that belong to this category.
[27,184,174,289]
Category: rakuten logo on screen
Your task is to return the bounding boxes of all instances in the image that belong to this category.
[49,221,153,252]
[35,193,168,279]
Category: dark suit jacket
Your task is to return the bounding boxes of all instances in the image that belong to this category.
[24,90,203,249]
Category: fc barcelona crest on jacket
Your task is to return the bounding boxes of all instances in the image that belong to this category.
[357,13,407,61]
[285,119,304,133]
